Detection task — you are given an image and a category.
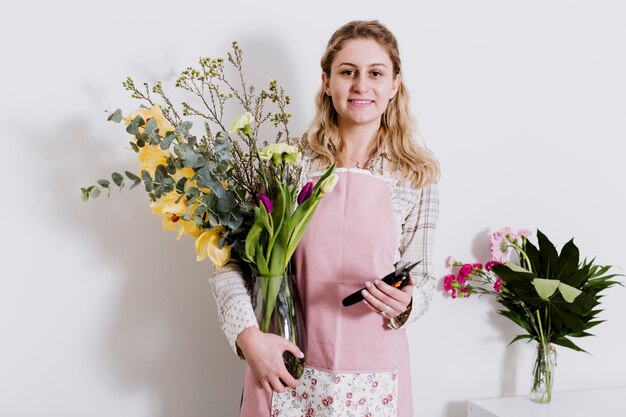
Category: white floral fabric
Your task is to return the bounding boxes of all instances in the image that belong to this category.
[270,367,398,417]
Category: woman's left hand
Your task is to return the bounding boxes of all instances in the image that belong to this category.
[361,277,415,319]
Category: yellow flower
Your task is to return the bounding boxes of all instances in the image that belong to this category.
[177,217,203,239]
[125,105,176,136]
[151,191,203,240]
[138,144,170,177]
[150,191,187,218]
[195,226,231,266]
[172,167,196,181]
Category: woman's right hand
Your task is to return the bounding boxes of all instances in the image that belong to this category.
[236,326,304,393]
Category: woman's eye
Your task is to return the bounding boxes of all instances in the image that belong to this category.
[342,70,356,77]
[370,71,382,77]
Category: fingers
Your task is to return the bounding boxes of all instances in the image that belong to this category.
[283,339,305,362]
[361,278,414,317]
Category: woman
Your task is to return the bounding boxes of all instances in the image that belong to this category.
[211,20,440,417]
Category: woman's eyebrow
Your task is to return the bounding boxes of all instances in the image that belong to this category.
[336,62,388,68]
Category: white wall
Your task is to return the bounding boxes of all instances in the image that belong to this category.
[1,1,624,416]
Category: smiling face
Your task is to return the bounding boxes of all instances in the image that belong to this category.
[322,38,400,131]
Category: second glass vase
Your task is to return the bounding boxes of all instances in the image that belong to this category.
[530,342,557,403]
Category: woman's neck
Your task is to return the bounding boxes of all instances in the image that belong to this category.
[337,121,379,164]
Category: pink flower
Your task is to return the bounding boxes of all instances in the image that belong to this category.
[445,256,457,268]
[258,192,273,213]
[458,264,473,282]
[485,260,501,271]
[499,227,511,237]
[517,229,532,238]
[443,274,455,292]
[460,287,471,298]
[493,277,502,293]
[297,181,313,205]
[472,263,483,270]
[451,289,457,299]
[490,231,512,263]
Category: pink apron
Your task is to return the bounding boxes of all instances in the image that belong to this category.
[240,170,413,416]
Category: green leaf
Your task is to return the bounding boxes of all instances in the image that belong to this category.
[196,168,225,198]
[554,238,579,281]
[125,171,140,182]
[126,115,145,135]
[107,108,123,123]
[97,179,110,188]
[141,170,153,192]
[81,190,89,201]
[506,262,530,273]
[177,120,193,137]
[523,238,541,274]
[125,171,141,189]
[144,117,158,134]
[112,172,124,187]
[89,187,101,199]
[216,190,237,212]
[215,131,232,162]
[161,131,175,149]
[552,336,587,353]
[558,282,582,303]
[174,143,198,167]
[508,334,533,346]
[533,278,559,300]
[537,229,559,278]
[175,177,188,194]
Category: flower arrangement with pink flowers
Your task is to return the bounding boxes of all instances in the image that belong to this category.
[444,227,621,351]
[444,227,622,402]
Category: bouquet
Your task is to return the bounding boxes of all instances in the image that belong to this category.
[81,42,337,378]
[444,227,621,402]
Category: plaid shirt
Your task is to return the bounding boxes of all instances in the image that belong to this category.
[209,146,440,356]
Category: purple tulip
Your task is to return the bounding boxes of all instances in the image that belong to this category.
[297,181,314,205]
[259,192,273,213]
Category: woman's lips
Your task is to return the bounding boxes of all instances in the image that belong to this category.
[348,99,373,107]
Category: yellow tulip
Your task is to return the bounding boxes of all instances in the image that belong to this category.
[125,105,176,136]
[195,227,231,266]
[138,145,169,177]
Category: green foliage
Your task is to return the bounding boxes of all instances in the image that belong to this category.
[491,230,622,352]
[82,42,307,270]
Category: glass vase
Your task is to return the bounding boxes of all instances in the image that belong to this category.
[251,271,306,379]
[530,342,557,403]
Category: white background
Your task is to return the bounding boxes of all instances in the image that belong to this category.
[1,1,625,416]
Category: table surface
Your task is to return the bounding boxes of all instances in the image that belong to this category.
[467,386,626,417]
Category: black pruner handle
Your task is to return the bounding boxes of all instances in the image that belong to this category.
[342,269,411,307]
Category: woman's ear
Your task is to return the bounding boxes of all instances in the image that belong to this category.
[322,72,331,96]
[390,73,401,99]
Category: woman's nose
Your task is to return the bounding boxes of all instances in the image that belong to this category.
[351,75,370,93]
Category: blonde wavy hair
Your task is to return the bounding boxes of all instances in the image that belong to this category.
[304,20,440,188]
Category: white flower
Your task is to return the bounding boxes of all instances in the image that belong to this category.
[259,143,301,166]
[229,112,254,133]
[319,173,339,194]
